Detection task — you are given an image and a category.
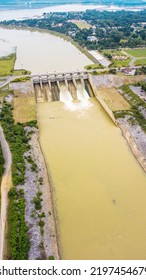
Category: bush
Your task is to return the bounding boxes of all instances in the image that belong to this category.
[48,256,55,260]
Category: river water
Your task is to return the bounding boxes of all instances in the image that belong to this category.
[37,96,146,260]
[1,27,146,259]
[0,4,144,21]
[0,27,91,72]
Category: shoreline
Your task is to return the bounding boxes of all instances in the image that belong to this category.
[0,126,12,260]
[24,128,60,260]
[36,131,60,260]
[118,122,146,174]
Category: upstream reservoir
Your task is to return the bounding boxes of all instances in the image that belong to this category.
[1,27,146,259]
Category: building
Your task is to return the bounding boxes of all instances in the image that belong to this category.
[121,67,136,76]
[87,36,98,42]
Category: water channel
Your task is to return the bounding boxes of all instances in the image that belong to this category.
[1,27,146,259]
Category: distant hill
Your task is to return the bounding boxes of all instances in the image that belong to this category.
[0,0,146,10]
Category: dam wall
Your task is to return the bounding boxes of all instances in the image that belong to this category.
[88,75,117,125]
[32,71,117,125]
[32,71,89,102]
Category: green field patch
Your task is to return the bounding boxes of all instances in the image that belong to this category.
[134,58,146,66]
[124,48,146,57]
[111,58,131,67]
[103,50,126,56]
[84,63,104,70]
[71,20,92,29]
[12,69,31,76]
[0,53,16,76]
[0,85,11,98]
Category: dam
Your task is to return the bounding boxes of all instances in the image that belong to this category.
[35,73,146,260]
[32,71,94,103]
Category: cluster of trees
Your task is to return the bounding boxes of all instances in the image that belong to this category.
[135,66,146,75]
[0,102,30,185]
[0,101,31,259]
[136,81,146,92]
[8,187,30,259]
[1,9,146,50]
[118,85,146,132]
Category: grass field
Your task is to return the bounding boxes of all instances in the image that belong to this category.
[103,50,126,56]
[12,69,31,76]
[0,53,30,76]
[13,97,36,123]
[84,63,104,70]
[71,20,92,29]
[111,58,131,67]
[124,48,146,57]
[0,85,11,98]
[0,53,16,76]
[134,58,146,66]
[97,86,131,111]
[102,49,131,67]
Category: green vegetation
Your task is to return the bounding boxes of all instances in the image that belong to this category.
[8,187,30,259]
[102,49,131,67]
[71,20,92,29]
[0,53,16,76]
[3,9,146,50]
[0,52,30,77]
[116,85,146,132]
[12,76,30,83]
[103,50,125,56]
[134,58,146,66]
[124,48,146,57]
[0,102,30,185]
[12,69,31,76]
[0,101,31,259]
[31,191,45,235]
[84,63,104,70]
[0,85,12,98]
[135,66,146,75]
[111,58,131,67]
[31,191,43,211]
[26,155,38,172]
[135,81,146,92]
[48,256,55,260]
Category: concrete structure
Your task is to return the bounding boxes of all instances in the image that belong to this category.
[32,71,117,125]
[32,71,90,102]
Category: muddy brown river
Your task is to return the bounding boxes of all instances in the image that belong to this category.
[37,95,146,260]
[1,27,146,259]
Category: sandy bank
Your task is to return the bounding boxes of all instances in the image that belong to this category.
[24,129,59,260]
[118,120,146,173]
[0,126,12,260]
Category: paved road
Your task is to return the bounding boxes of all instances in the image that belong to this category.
[0,126,12,260]
[0,75,31,89]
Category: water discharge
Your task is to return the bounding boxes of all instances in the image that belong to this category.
[37,83,146,260]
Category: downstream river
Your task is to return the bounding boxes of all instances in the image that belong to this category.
[1,27,146,259]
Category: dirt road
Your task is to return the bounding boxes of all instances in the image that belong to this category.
[0,126,12,260]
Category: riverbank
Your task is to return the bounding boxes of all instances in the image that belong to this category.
[92,75,146,173]
[0,126,12,260]
[118,120,146,173]
[26,129,60,259]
